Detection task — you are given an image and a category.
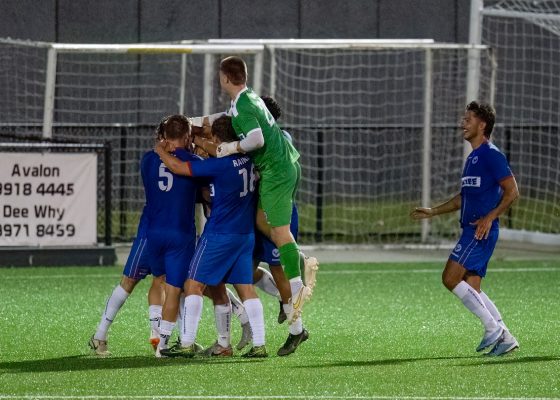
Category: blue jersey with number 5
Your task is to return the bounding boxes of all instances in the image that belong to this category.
[189,155,256,234]
[139,149,199,235]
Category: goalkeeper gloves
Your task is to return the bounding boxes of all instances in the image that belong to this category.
[216,141,240,158]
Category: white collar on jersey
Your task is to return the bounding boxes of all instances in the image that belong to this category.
[231,86,249,110]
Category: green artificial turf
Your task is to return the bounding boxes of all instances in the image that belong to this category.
[1,260,559,399]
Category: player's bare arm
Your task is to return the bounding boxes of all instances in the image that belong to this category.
[154,140,192,176]
[471,176,519,240]
[410,193,461,219]
[193,135,219,157]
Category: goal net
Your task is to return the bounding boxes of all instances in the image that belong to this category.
[257,43,495,244]
[1,39,499,244]
[0,40,263,241]
[481,0,560,244]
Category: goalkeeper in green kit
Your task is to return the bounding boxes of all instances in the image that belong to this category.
[193,56,318,325]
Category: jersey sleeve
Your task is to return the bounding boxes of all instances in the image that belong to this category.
[189,158,226,178]
[488,149,513,183]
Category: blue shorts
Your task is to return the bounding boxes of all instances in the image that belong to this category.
[189,232,254,286]
[254,204,299,266]
[123,235,153,281]
[449,227,499,277]
[123,230,196,288]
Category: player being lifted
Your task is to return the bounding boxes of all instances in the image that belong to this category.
[194,56,318,324]
[193,95,311,356]
[249,95,309,355]
[89,115,199,356]
[410,101,519,356]
[156,115,268,358]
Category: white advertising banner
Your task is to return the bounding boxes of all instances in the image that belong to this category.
[0,153,97,246]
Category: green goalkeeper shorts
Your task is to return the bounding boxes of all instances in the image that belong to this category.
[258,161,300,227]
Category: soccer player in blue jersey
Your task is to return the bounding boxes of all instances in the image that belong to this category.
[89,115,199,357]
[156,115,268,358]
[411,101,520,356]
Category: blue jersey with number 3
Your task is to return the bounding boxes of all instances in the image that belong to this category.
[139,149,199,235]
[189,155,256,234]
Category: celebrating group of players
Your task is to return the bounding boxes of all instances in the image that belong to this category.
[90,55,522,360]
[89,56,318,358]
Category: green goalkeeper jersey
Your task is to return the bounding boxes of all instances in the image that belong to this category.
[229,88,299,173]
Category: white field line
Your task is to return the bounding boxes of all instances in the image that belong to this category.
[0,396,558,400]
[3,266,560,281]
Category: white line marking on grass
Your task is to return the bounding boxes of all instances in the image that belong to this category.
[3,274,120,280]
[0,396,558,400]
[4,267,560,281]
[320,267,560,274]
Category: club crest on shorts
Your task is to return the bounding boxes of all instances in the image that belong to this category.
[454,244,462,252]
[272,249,280,258]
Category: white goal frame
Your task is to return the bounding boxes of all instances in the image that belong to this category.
[0,38,497,245]
[468,0,560,247]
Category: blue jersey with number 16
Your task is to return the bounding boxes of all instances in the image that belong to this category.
[189,154,256,234]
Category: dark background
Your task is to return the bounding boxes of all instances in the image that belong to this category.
[0,0,470,44]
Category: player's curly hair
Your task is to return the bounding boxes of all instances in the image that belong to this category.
[261,95,281,121]
[466,101,495,138]
[220,56,247,85]
[211,115,237,143]
[155,115,191,141]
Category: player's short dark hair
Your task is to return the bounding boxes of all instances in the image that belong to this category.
[211,115,237,143]
[466,101,495,138]
[156,115,191,140]
[261,95,281,121]
[220,56,247,85]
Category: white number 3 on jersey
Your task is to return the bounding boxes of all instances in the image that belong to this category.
[158,163,173,192]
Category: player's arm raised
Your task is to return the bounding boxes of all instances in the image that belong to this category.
[190,113,226,130]
[410,193,461,220]
[154,140,193,177]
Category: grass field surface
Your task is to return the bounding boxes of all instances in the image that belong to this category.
[1,260,559,399]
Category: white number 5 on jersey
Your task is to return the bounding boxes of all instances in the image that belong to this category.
[158,163,173,192]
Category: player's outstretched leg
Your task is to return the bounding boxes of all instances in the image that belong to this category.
[254,266,281,298]
[90,282,131,356]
